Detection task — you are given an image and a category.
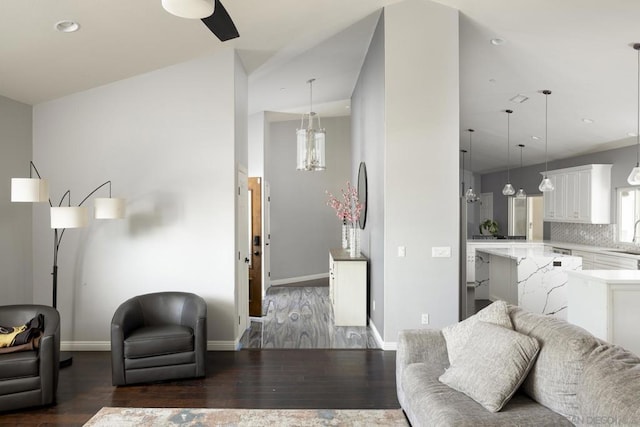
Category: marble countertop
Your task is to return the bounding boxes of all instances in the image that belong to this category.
[476,246,580,262]
[467,239,640,260]
[567,269,640,283]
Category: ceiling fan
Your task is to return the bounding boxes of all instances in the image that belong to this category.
[162,0,240,42]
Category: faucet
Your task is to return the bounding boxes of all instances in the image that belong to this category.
[633,219,640,245]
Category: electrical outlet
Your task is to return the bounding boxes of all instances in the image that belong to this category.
[397,246,406,257]
[421,313,429,325]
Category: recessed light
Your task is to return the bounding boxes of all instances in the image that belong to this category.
[489,78,496,84]
[510,94,529,104]
[490,38,505,46]
[55,20,80,33]
[581,118,594,124]
[345,105,350,109]
[531,136,541,141]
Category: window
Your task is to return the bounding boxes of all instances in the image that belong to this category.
[617,187,640,243]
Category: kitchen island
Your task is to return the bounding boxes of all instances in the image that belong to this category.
[567,270,640,356]
[476,247,582,319]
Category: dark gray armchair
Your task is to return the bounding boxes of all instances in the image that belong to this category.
[111,292,207,386]
[0,305,60,412]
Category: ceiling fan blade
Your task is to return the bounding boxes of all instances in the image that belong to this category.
[201,0,240,42]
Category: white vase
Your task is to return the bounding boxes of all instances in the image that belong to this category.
[349,226,360,257]
[342,222,349,249]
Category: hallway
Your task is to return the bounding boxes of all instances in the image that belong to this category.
[240,281,378,349]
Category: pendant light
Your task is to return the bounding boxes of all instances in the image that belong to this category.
[460,149,467,197]
[516,144,527,199]
[296,78,326,171]
[464,129,478,203]
[502,110,516,196]
[538,90,555,191]
[628,43,640,185]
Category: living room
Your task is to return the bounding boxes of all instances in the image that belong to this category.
[2,0,640,425]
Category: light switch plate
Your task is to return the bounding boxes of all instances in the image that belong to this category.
[398,246,406,257]
[432,247,451,258]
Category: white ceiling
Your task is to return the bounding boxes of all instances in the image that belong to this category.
[2,0,639,173]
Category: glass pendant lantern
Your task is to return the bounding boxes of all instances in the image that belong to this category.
[296,79,326,171]
[538,90,555,192]
[516,144,527,199]
[502,109,516,196]
[628,44,640,185]
[465,129,478,203]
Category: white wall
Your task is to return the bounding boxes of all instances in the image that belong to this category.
[383,0,460,339]
[248,112,265,177]
[351,11,386,335]
[267,117,352,282]
[32,50,245,350]
[0,95,33,304]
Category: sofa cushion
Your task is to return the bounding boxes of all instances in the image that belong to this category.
[577,344,640,425]
[442,300,512,364]
[510,305,599,420]
[124,325,193,359]
[0,351,38,381]
[402,362,573,426]
[439,322,540,412]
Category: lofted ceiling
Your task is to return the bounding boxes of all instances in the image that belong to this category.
[1,0,639,174]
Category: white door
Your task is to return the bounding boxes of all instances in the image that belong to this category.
[527,195,544,240]
[236,166,249,337]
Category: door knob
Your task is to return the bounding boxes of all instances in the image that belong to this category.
[254,251,260,256]
[244,257,250,263]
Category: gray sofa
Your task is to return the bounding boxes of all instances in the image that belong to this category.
[397,305,640,426]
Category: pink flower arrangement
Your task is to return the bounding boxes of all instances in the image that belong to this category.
[326,181,363,226]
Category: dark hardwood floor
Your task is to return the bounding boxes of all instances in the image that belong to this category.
[0,350,399,426]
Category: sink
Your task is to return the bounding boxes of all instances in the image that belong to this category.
[606,249,640,256]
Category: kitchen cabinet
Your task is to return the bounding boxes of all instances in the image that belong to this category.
[542,164,612,224]
[329,249,367,326]
[571,249,595,270]
[592,253,639,270]
[568,270,640,356]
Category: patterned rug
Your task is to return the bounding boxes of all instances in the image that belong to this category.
[84,407,408,426]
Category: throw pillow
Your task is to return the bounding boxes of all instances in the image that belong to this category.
[439,321,540,412]
[0,314,44,354]
[441,300,512,364]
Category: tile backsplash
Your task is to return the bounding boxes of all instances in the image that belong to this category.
[550,223,617,247]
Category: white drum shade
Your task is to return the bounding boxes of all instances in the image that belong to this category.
[162,0,214,18]
[11,178,49,202]
[51,206,88,229]
[94,198,126,219]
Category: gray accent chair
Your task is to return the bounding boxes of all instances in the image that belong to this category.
[0,305,60,412]
[111,292,207,386]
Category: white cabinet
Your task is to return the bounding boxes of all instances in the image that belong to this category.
[329,249,367,326]
[572,249,595,270]
[542,164,612,224]
[568,270,640,356]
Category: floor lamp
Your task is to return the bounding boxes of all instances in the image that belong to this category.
[11,162,125,367]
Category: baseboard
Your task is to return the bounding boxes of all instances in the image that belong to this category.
[270,273,328,286]
[62,341,111,351]
[368,319,397,351]
[61,341,239,351]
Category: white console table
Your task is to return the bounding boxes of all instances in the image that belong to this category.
[329,249,367,326]
[567,270,640,356]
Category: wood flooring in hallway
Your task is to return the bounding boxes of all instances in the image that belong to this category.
[240,283,378,349]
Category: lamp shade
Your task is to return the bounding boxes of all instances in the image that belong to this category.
[51,206,88,229]
[162,0,214,18]
[628,165,640,185]
[296,127,326,171]
[11,178,49,202]
[94,197,126,219]
[538,176,555,192]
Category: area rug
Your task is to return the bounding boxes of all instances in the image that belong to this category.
[84,407,408,426]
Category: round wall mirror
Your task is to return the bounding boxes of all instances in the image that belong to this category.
[357,162,368,229]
